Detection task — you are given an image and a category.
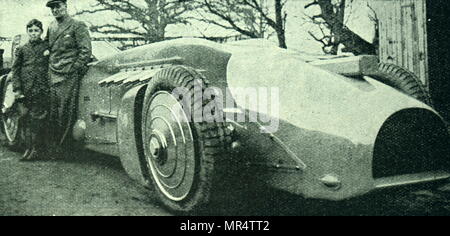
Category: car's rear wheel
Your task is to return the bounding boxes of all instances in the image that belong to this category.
[366,63,433,106]
[141,66,231,212]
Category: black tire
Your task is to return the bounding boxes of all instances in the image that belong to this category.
[141,65,232,212]
[366,63,433,106]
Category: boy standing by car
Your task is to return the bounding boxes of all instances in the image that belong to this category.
[11,19,50,161]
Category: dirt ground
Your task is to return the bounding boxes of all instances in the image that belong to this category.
[0,146,172,216]
[1,142,450,216]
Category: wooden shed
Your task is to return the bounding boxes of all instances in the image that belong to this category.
[371,0,450,121]
[371,0,429,87]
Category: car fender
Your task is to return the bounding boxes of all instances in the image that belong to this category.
[117,84,149,187]
[0,74,8,106]
[0,73,12,115]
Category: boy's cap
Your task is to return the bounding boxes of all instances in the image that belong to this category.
[46,0,66,7]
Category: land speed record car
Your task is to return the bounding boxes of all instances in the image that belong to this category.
[0,37,448,212]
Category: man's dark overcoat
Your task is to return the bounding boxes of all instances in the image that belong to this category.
[47,16,92,81]
[46,16,92,145]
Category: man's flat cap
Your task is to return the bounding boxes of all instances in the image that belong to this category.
[46,0,67,7]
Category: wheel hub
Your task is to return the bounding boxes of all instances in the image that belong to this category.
[149,132,168,166]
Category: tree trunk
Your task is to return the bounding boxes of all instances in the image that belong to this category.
[274,0,287,48]
[336,27,376,55]
[314,0,376,55]
[276,31,287,49]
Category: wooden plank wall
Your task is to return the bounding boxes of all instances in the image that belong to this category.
[371,0,429,88]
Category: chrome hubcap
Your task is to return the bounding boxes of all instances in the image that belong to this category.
[2,115,19,142]
[149,132,168,166]
[144,91,195,202]
[2,81,19,143]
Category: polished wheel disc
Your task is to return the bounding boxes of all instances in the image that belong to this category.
[144,91,196,201]
[2,81,20,143]
[2,115,19,143]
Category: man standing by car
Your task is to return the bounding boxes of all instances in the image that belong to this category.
[45,0,92,152]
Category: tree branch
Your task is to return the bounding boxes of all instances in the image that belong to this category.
[304,0,376,55]
[76,0,192,43]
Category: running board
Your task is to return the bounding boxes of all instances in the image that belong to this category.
[374,171,450,189]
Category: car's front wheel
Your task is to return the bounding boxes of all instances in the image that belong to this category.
[1,78,24,151]
[2,112,23,150]
[141,66,232,212]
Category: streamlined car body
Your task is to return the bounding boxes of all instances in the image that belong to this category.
[1,38,448,212]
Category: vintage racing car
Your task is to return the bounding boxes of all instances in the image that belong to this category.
[0,37,448,212]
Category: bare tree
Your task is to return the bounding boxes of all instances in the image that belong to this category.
[367,2,379,55]
[197,0,288,48]
[76,0,194,43]
[305,0,377,55]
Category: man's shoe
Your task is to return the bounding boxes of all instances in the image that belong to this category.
[25,148,39,161]
[22,149,31,158]
[19,149,31,161]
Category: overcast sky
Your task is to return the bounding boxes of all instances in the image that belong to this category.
[0,0,376,54]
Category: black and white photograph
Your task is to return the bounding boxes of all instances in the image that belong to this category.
[0,0,449,218]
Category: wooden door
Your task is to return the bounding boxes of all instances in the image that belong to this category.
[374,0,429,88]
